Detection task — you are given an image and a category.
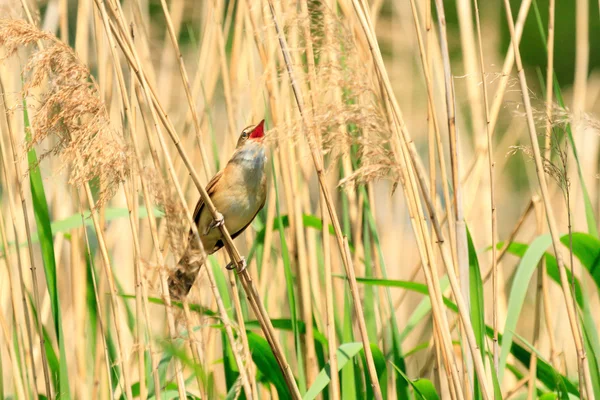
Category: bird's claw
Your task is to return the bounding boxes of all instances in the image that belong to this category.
[206,212,225,234]
[226,257,247,273]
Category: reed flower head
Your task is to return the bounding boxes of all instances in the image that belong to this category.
[0,18,130,207]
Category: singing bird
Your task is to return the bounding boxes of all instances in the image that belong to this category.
[168,120,268,299]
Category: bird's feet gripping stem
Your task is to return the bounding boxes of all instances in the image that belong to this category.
[226,256,247,273]
[205,212,225,234]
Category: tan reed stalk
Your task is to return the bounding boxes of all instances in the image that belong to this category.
[0,79,53,398]
[96,2,266,395]
[156,0,183,110]
[124,180,163,398]
[431,4,473,390]
[407,0,457,267]
[59,0,68,42]
[157,0,211,179]
[320,190,340,400]
[462,0,532,186]
[472,0,498,373]
[0,111,32,398]
[505,376,530,399]
[77,194,115,397]
[82,184,134,400]
[92,7,187,396]
[128,79,150,400]
[132,65,255,400]
[573,0,589,114]
[139,3,216,392]
[349,2,491,397]
[212,0,238,139]
[501,0,594,396]
[266,2,383,398]
[527,199,545,399]
[286,137,318,384]
[181,300,208,398]
[542,0,558,368]
[226,269,259,399]
[455,0,485,153]
[488,0,531,136]
[391,111,463,399]
[0,304,26,399]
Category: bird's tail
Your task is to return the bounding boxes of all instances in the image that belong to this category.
[168,245,204,300]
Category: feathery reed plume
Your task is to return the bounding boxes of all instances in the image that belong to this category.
[0,18,130,207]
[260,3,400,189]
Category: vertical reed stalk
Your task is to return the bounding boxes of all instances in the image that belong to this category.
[267,2,383,398]
[471,0,498,373]
[501,0,594,396]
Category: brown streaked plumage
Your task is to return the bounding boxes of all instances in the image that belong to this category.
[169,120,267,299]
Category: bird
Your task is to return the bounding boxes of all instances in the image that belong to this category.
[168,120,268,299]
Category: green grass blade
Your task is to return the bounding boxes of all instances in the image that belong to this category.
[467,227,486,400]
[211,259,238,391]
[499,234,551,381]
[341,291,357,400]
[391,363,440,400]
[247,331,291,398]
[303,342,363,400]
[1,207,163,252]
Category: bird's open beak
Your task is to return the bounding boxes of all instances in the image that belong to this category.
[249,119,265,141]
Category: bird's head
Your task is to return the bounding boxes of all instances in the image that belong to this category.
[236,119,265,148]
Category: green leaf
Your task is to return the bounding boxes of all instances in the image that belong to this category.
[1,207,163,253]
[467,227,486,400]
[499,234,551,381]
[391,363,440,400]
[304,342,363,400]
[246,332,291,399]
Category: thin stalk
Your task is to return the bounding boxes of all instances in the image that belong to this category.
[97,16,296,394]
[472,0,498,373]
[157,0,211,179]
[501,0,594,396]
[1,80,53,399]
[431,5,472,391]
[543,0,558,368]
[0,305,26,399]
[351,1,492,397]
[266,2,382,398]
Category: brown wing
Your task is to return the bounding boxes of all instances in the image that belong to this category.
[190,170,223,234]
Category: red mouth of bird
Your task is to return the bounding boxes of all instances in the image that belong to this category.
[249,119,265,141]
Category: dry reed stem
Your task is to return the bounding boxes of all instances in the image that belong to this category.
[0,303,26,399]
[501,0,594,397]
[95,0,266,395]
[350,1,492,397]
[432,1,473,392]
[353,0,489,398]
[0,85,38,399]
[77,193,115,397]
[266,2,383,398]
[0,76,53,398]
[471,0,498,374]
[462,0,532,190]
[157,0,211,180]
[88,5,187,395]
